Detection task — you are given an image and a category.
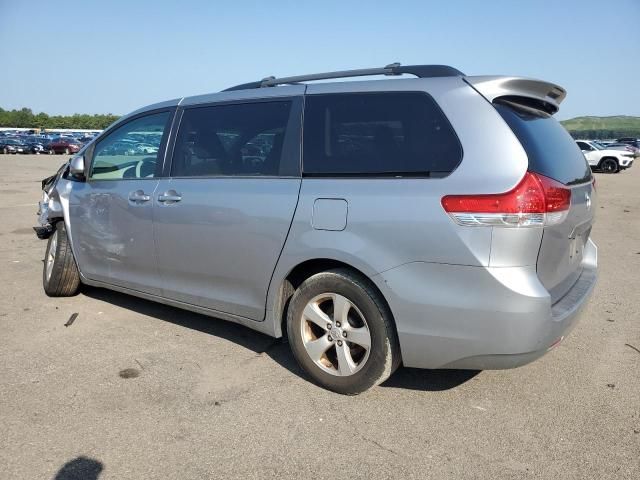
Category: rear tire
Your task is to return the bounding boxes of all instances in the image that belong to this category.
[43,221,80,297]
[286,268,400,395]
[600,157,619,173]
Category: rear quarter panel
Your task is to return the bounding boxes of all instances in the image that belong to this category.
[266,77,532,333]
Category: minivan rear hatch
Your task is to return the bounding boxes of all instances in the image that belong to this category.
[494,99,595,303]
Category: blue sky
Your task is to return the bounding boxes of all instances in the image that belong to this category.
[0,0,638,120]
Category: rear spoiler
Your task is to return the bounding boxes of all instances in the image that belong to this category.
[464,76,566,115]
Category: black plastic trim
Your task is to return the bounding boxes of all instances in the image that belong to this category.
[222,64,464,92]
[392,64,465,78]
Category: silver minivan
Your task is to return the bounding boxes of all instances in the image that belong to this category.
[37,64,597,394]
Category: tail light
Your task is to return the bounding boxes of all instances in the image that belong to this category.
[441,172,571,227]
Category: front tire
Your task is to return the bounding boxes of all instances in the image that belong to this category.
[287,268,400,394]
[43,222,80,297]
[600,157,619,173]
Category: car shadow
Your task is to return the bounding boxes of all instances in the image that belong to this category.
[54,456,103,480]
[82,286,477,392]
[380,367,480,391]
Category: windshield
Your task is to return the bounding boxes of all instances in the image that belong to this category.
[592,142,605,150]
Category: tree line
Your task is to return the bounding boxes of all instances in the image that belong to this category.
[0,107,120,130]
[565,129,640,140]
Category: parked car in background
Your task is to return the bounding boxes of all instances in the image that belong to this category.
[99,140,137,156]
[24,137,51,154]
[48,137,82,155]
[36,63,598,394]
[134,143,159,155]
[603,142,639,154]
[78,135,96,144]
[1,138,30,154]
[576,140,634,172]
[616,137,640,149]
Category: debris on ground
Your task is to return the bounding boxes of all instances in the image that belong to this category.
[118,368,140,379]
[64,313,78,327]
[624,343,640,355]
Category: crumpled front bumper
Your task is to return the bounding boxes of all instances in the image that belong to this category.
[34,162,68,239]
[34,195,54,239]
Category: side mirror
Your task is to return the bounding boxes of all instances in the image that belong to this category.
[69,155,86,180]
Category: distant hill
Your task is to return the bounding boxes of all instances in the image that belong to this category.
[561,115,640,139]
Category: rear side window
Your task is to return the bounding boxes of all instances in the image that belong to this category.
[495,101,592,185]
[302,92,462,177]
[172,101,293,177]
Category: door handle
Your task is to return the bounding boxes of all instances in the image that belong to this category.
[128,190,151,203]
[158,190,182,203]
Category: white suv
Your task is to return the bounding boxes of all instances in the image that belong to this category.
[576,140,634,173]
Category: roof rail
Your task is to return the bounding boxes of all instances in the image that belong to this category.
[222,63,465,92]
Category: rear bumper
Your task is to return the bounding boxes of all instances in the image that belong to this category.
[378,239,597,370]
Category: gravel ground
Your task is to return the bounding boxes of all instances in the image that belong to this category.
[0,155,638,480]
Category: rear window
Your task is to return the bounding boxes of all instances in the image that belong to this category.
[302,92,462,177]
[495,101,592,185]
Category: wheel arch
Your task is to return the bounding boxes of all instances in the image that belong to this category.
[44,178,84,278]
[598,156,619,168]
[269,257,397,340]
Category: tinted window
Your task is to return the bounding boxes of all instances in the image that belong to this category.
[576,141,592,151]
[172,101,293,177]
[495,101,592,185]
[302,92,462,177]
[90,111,170,180]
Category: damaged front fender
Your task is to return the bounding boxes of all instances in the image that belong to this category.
[34,161,70,239]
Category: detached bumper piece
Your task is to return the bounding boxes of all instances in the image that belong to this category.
[35,200,53,239]
[33,225,53,239]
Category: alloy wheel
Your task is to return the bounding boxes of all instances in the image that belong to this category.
[45,230,58,282]
[300,293,371,376]
[602,159,617,173]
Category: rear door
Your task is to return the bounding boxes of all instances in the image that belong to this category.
[495,101,595,302]
[153,96,303,320]
[69,109,174,294]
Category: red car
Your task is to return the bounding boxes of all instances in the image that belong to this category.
[48,138,82,155]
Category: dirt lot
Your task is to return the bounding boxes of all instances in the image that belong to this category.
[0,154,638,480]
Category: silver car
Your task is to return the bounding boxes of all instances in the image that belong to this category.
[36,64,597,394]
